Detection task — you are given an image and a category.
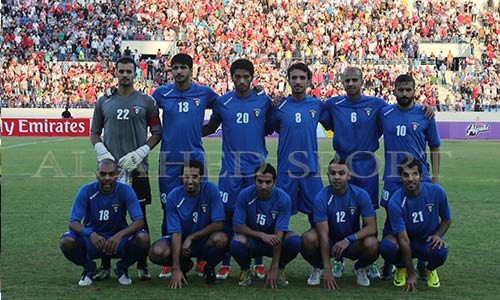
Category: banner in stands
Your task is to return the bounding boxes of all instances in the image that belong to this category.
[436,121,500,139]
[1,118,91,137]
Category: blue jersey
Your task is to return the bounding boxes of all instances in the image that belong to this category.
[69,182,143,239]
[233,185,292,234]
[324,95,388,158]
[210,90,271,175]
[379,104,441,183]
[313,184,375,242]
[152,83,218,162]
[166,181,225,238]
[388,182,451,241]
[269,96,329,174]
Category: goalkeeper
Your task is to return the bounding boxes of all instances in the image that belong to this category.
[90,56,162,281]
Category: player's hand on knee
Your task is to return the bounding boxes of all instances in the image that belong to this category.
[118,145,150,171]
[90,232,106,252]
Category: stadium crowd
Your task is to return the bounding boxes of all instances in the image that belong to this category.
[1,0,499,111]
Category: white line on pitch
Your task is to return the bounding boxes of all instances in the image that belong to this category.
[2,138,74,149]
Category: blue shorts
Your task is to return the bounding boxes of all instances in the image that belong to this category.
[61,229,148,259]
[158,234,210,259]
[218,171,254,212]
[276,172,323,215]
[349,156,379,209]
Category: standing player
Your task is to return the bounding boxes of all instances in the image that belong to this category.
[203,59,271,280]
[378,74,441,280]
[60,159,150,286]
[323,67,434,279]
[151,53,218,277]
[267,62,329,220]
[91,56,161,280]
[300,158,379,288]
[379,158,451,291]
[230,163,301,288]
[148,160,228,287]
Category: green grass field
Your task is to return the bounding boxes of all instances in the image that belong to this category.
[2,137,500,300]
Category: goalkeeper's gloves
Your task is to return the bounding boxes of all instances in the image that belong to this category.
[118,145,150,172]
[94,142,115,162]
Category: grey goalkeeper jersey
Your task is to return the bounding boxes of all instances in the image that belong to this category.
[91,90,162,173]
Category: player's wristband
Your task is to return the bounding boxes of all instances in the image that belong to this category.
[80,227,94,237]
[346,234,357,243]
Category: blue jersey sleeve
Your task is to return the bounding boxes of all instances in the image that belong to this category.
[319,100,333,130]
[68,185,88,223]
[122,185,144,221]
[388,192,406,235]
[274,191,291,232]
[265,106,279,135]
[426,118,442,148]
[207,183,225,223]
[436,186,452,221]
[205,86,219,109]
[313,188,329,223]
[209,99,222,126]
[358,189,376,219]
[232,188,249,227]
[166,190,183,234]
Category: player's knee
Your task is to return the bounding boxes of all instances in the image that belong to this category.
[284,234,302,252]
[149,241,169,262]
[379,239,398,259]
[362,236,379,255]
[134,232,150,248]
[210,231,229,249]
[428,246,448,264]
[300,229,318,251]
[232,234,248,245]
[60,236,77,251]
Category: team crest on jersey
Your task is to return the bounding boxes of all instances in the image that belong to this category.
[309,110,317,118]
[349,207,357,215]
[253,108,261,117]
[364,108,373,117]
[132,106,143,114]
[193,98,201,107]
[112,204,120,213]
[411,122,420,131]
[270,210,278,220]
[426,203,434,213]
[201,204,208,213]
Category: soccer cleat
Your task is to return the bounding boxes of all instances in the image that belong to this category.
[332,261,344,278]
[278,269,289,287]
[137,267,151,281]
[238,270,252,287]
[416,263,428,281]
[78,270,94,286]
[159,266,172,278]
[253,264,266,280]
[216,265,231,280]
[381,263,396,280]
[393,268,407,287]
[426,269,440,288]
[196,260,207,277]
[92,266,110,281]
[115,268,132,285]
[353,267,370,287]
[203,265,218,285]
[367,263,381,279]
[307,268,323,286]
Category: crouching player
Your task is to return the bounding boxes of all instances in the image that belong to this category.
[60,159,150,286]
[148,160,228,288]
[230,163,301,288]
[380,157,451,291]
[300,158,379,288]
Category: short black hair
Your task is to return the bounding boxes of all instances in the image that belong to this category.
[97,159,118,172]
[230,58,254,77]
[287,62,312,80]
[254,163,276,180]
[171,53,193,69]
[398,157,422,176]
[116,56,136,69]
[181,159,204,176]
[394,74,415,89]
[328,156,352,170]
